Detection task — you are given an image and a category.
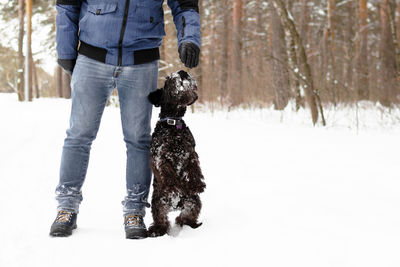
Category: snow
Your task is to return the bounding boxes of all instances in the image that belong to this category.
[0,93,399,267]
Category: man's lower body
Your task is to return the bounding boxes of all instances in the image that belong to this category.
[50,54,158,238]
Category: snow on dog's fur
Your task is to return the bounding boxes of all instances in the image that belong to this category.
[147,70,206,237]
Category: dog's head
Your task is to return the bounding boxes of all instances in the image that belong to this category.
[148,70,198,108]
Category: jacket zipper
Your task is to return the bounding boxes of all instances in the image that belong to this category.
[118,0,130,66]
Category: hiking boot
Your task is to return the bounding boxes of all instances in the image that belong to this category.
[49,210,77,237]
[124,214,147,239]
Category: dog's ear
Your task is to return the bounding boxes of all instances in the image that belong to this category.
[148,89,164,107]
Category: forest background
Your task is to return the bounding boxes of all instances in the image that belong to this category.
[0,0,399,126]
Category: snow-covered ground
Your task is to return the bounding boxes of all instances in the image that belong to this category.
[0,93,399,267]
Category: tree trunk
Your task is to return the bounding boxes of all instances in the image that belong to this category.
[397,3,400,57]
[356,0,369,100]
[328,0,338,104]
[17,0,25,101]
[209,1,216,106]
[255,0,267,103]
[269,5,290,110]
[230,0,243,106]
[378,0,399,106]
[32,59,39,98]
[271,0,324,125]
[219,0,229,105]
[343,0,355,98]
[387,0,399,73]
[56,66,63,97]
[159,2,170,82]
[26,0,33,101]
[292,0,308,110]
[195,0,205,104]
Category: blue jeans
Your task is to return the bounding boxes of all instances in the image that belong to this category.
[55,54,158,217]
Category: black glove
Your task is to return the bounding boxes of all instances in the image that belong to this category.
[178,42,200,69]
[57,58,76,75]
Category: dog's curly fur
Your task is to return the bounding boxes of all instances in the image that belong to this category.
[147,70,206,237]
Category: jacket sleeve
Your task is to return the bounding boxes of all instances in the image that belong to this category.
[167,0,201,49]
[56,0,82,60]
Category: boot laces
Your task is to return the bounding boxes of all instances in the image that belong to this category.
[124,214,143,227]
[56,210,73,223]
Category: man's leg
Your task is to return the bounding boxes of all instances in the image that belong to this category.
[116,60,159,217]
[55,54,115,214]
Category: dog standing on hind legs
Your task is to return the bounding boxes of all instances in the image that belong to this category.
[147,70,206,237]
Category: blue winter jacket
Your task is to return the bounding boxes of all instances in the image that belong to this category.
[56,0,201,66]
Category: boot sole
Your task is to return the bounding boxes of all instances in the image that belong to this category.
[49,225,77,237]
[125,228,147,239]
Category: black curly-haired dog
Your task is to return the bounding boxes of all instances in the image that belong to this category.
[147,70,206,237]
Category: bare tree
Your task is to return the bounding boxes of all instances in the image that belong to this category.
[56,66,63,98]
[323,0,337,104]
[229,0,243,106]
[17,0,25,101]
[378,0,399,106]
[26,0,33,101]
[356,0,369,100]
[271,0,325,125]
[268,5,289,110]
[219,0,230,105]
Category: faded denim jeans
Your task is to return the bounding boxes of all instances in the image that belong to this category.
[55,54,158,217]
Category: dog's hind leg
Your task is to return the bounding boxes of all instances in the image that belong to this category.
[175,194,202,229]
[148,191,171,237]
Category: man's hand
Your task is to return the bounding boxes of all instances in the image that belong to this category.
[57,58,76,76]
[178,42,200,69]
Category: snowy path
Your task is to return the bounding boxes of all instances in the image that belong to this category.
[0,93,399,267]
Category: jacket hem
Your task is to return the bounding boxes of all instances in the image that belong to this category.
[78,41,160,66]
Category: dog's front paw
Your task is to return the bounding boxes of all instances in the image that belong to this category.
[148,224,169,237]
[175,217,203,229]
